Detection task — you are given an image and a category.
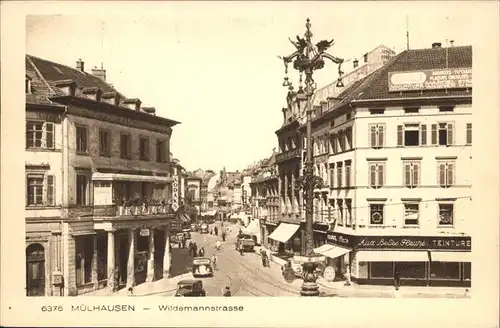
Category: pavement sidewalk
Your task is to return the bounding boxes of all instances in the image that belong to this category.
[80,272,193,297]
[254,246,470,298]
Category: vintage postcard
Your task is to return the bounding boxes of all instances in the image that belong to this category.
[1,1,499,327]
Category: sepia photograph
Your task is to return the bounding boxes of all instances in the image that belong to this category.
[1,1,499,327]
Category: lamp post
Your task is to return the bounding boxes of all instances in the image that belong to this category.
[280,18,344,296]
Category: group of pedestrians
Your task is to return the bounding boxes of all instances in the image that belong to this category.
[188,241,207,258]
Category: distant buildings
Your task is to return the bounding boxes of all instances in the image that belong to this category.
[25,55,179,296]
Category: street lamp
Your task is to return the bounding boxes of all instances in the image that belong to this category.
[280,18,344,297]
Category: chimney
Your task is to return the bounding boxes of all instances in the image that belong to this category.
[91,66,106,81]
[142,107,156,115]
[449,40,454,47]
[76,59,84,72]
[353,58,359,68]
[432,42,442,48]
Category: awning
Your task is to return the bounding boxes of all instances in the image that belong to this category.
[92,172,173,183]
[322,246,351,259]
[356,251,429,262]
[313,244,334,254]
[431,251,471,262]
[242,219,260,235]
[268,223,300,243]
[177,214,190,222]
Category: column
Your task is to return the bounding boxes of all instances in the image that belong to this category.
[291,173,296,214]
[283,174,288,213]
[163,227,171,279]
[126,228,136,288]
[278,176,283,214]
[146,228,155,283]
[106,230,115,292]
[91,234,98,287]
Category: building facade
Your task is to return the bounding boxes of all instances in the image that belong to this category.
[25,55,179,296]
[306,44,472,286]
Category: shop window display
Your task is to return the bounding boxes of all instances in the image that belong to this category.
[463,262,471,281]
[369,262,393,278]
[358,261,369,279]
[398,262,426,279]
[430,261,460,280]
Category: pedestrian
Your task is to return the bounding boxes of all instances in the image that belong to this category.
[193,243,198,258]
[216,240,221,251]
[394,263,401,290]
[260,249,268,267]
[211,254,218,270]
[222,231,226,242]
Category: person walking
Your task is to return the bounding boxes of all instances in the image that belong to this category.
[216,240,221,251]
[211,254,218,271]
[222,286,231,297]
[214,226,218,236]
[222,231,226,242]
[260,248,268,267]
[192,243,198,258]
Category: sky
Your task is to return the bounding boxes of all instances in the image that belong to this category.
[25,2,477,172]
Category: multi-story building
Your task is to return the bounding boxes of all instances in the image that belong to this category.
[184,174,202,215]
[25,55,179,296]
[306,43,472,287]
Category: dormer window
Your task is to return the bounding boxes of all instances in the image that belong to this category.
[54,80,76,96]
[82,87,102,102]
[25,76,32,94]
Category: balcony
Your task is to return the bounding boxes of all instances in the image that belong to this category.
[275,148,301,164]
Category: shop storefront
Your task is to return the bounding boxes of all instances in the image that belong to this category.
[314,231,354,281]
[267,222,300,259]
[335,234,472,287]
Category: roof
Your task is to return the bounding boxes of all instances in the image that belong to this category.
[311,45,472,124]
[355,45,472,101]
[25,56,65,106]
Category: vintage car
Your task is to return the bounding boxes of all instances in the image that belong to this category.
[182,229,192,240]
[235,233,255,252]
[192,257,214,277]
[174,279,207,297]
[200,223,209,234]
[190,223,198,232]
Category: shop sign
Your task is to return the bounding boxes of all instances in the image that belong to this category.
[356,236,471,251]
[326,232,354,248]
[172,175,179,210]
[323,266,336,282]
[139,228,150,237]
[388,68,472,92]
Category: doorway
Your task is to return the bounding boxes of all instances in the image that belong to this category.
[26,243,45,296]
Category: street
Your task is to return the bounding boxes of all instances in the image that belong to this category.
[159,222,302,297]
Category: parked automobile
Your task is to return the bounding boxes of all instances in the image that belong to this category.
[174,279,207,297]
[192,257,214,277]
[235,233,255,252]
[200,223,209,234]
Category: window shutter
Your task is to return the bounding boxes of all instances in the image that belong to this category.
[466,123,472,144]
[420,125,427,145]
[45,123,54,149]
[377,164,384,186]
[47,175,55,206]
[397,125,403,146]
[404,163,411,186]
[439,163,446,186]
[370,126,376,147]
[369,164,376,187]
[412,164,419,187]
[431,124,437,145]
[447,123,454,145]
[26,123,32,148]
[446,163,454,186]
[378,125,384,147]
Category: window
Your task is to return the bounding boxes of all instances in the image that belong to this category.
[369,108,385,115]
[336,164,343,188]
[404,203,419,226]
[76,125,88,153]
[337,199,344,225]
[438,162,455,187]
[404,107,419,114]
[331,134,338,154]
[398,124,426,146]
[338,131,345,152]
[403,162,420,188]
[370,262,393,278]
[345,162,351,187]
[398,262,427,279]
[369,162,385,188]
[120,134,132,159]
[26,77,31,93]
[156,140,167,163]
[76,174,89,205]
[370,203,384,225]
[329,164,334,187]
[346,128,353,150]
[99,129,111,157]
[438,203,454,226]
[432,123,454,146]
[345,199,352,226]
[463,262,471,281]
[140,137,150,161]
[369,124,384,148]
[27,176,43,206]
[26,121,54,149]
[439,105,454,112]
[466,123,472,145]
[430,262,460,280]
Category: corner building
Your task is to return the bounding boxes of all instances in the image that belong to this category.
[307,44,472,287]
[25,55,179,296]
